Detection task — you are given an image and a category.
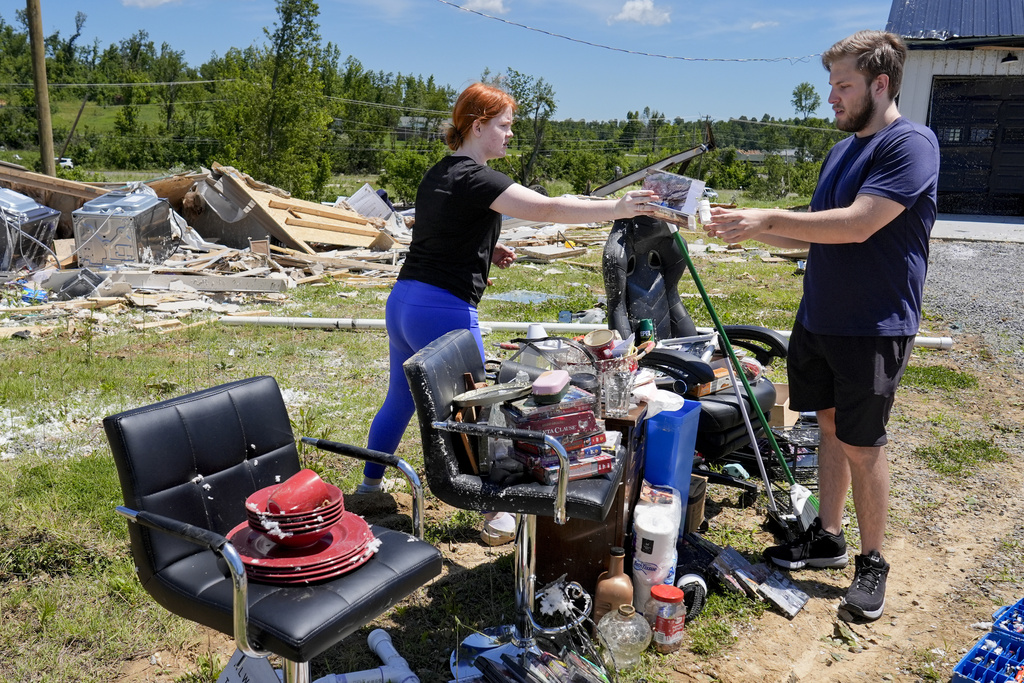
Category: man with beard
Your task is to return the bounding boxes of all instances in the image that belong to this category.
[704,30,939,622]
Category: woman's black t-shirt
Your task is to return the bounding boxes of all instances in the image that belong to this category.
[398,155,515,306]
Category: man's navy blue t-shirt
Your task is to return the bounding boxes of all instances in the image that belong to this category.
[798,116,939,337]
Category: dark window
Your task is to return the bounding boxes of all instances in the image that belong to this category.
[970,127,995,144]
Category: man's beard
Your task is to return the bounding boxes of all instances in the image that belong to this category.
[837,91,875,133]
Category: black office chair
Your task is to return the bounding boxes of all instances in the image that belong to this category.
[103,376,442,683]
[603,216,789,500]
[403,328,624,678]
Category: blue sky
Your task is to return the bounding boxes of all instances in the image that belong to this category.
[29,0,895,123]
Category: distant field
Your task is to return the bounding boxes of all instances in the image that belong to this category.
[50,98,167,132]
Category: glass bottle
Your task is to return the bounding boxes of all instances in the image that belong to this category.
[597,604,652,671]
[647,583,686,653]
[592,547,633,635]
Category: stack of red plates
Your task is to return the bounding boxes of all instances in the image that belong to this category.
[245,483,345,548]
[236,481,377,585]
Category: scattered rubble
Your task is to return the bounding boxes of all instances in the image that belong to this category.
[0,161,742,335]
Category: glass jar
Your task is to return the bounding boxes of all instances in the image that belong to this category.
[648,583,686,654]
[597,604,652,670]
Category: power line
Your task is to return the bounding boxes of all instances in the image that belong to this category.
[435,0,820,63]
[0,79,232,88]
[727,117,848,136]
[324,96,449,116]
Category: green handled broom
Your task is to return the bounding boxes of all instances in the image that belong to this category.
[666,220,819,535]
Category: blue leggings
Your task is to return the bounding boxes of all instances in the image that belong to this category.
[362,279,485,480]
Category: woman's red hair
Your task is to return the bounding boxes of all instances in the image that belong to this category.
[445,82,517,151]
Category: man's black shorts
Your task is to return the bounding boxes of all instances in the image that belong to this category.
[787,320,914,448]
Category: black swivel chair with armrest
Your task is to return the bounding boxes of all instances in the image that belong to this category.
[603,216,789,500]
[403,328,625,677]
[102,375,442,683]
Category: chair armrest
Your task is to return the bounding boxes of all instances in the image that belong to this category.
[432,420,571,525]
[721,324,788,365]
[640,348,718,394]
[115,506,265,660]
[299,438,428,541]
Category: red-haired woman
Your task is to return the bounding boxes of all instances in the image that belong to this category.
[359,82,659,544]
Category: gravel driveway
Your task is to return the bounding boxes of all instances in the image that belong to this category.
[924,240,1024,370]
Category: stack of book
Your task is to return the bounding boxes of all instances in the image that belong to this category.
[501,386,618,485]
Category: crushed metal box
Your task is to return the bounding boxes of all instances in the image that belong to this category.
[72,190,179,268]
[0,186,60,271]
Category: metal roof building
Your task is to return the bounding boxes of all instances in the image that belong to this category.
[887,0,1024,46]
[886,0,1024,215]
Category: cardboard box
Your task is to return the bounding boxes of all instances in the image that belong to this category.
[685,366,731,397]
[768,383,799,428]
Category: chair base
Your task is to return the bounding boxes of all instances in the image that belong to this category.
[449,626,541,680]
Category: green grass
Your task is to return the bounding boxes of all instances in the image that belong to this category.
[913,436,1009,476]
[901,365,979,391]
[687,589,767,657]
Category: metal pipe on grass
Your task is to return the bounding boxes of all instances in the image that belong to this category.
[217,316,955,349]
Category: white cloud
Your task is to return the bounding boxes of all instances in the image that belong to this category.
[750,20,780,30]
[609,0,671,26]
[121,0,180,7]
[465,0,510,13]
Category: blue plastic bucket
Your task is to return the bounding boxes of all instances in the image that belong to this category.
[643,399,701,530]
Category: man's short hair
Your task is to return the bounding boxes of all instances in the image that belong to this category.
[822,30,908,99]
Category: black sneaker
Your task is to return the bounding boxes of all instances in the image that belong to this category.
[764,518,848,569]
[838,551,889,622]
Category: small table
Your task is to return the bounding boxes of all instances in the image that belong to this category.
[533,403,648,595]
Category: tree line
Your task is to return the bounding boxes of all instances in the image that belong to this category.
[0,1,844,202]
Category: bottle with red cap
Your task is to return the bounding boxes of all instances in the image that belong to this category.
[647,583,686,654]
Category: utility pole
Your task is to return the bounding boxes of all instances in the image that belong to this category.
[27,0,56,176]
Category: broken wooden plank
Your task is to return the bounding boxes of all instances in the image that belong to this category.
[561,259,601,271]
[219,173,317,254]
[0,297,123,313]
[268,199,370,225]
[113,272,289,293]
[224,310,273,317]
[284,216,380,238]
[277,223,378,249]
[0,325,56,338]
[0,164,107,201]
[134,319,183,331]
[517,245,589,262]
[265,249,401,272]
[157,318,215,334]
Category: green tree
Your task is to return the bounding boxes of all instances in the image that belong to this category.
[379,140,447,204]
[791,82,821,120]
[485,68,555,186]
[210,0,332,198]
[747,153,788,200]
[642,107,666,154]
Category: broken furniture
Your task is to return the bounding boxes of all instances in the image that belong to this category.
[603,216,788,502]
[103,376,442,683]
[403,328,625,677]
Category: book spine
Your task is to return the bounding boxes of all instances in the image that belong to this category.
[532,454,615,486]
[512,443,604,467]
[503,395,596,421]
